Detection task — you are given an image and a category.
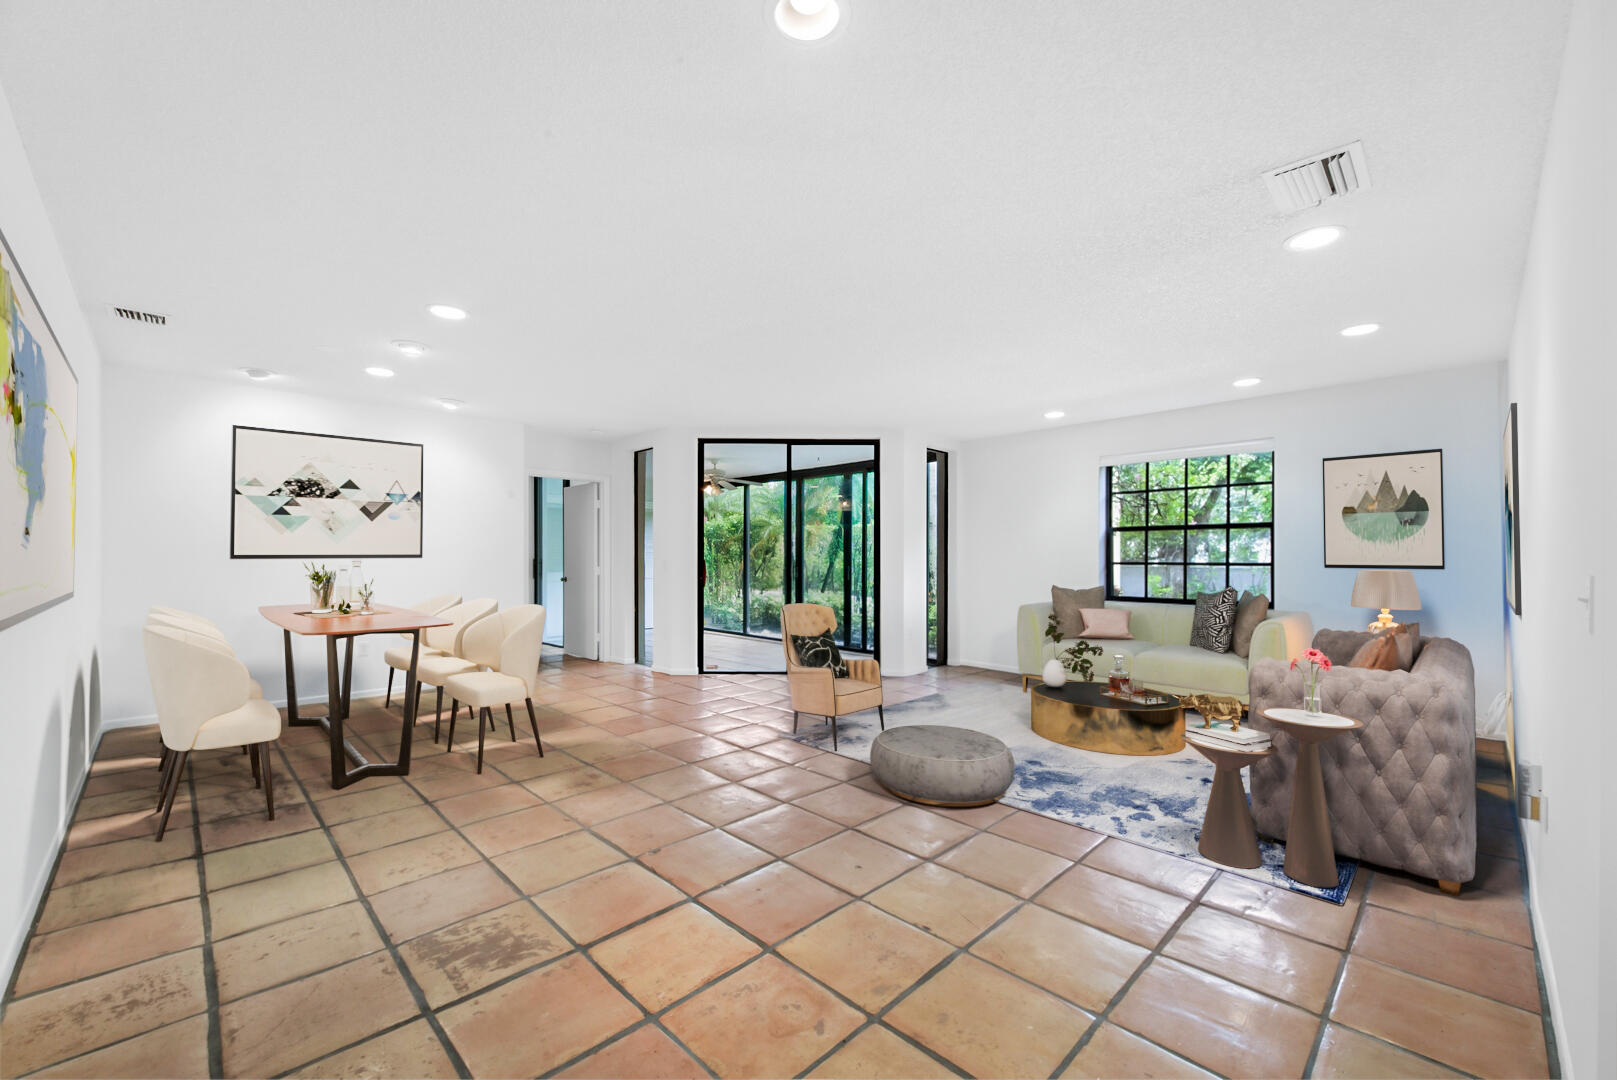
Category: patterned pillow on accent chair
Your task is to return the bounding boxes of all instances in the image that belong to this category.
[1188,587,1239,653]
[791,632,849,678]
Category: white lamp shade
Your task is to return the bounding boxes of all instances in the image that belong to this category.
[1351,569,1421,611]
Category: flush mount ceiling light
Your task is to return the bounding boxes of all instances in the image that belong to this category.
[427,304,467,321]
[1043,410,1066,420]
[1282,225,1344,252]
[1233,377,1263,388]
[391,340,427,357]
[775,0,841,40]
[437,398,464,411]
[240,367,274,380]
[365,366,395,378]
[1340,323,1381,337]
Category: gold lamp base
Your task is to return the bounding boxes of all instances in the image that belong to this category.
[1367,608,1399,634]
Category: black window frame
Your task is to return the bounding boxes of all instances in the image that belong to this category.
[1104,451,1275,603]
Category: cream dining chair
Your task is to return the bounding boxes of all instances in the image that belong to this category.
[146,608,268,784]
[383,593,462,708]
[781,603,884,751]
[144,625,281,841]
[387,598,497,741]
[442,604,547,773]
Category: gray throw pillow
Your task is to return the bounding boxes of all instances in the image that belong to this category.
[1051,585,1105,639]
[1188,587,1239,653]
[791,632,848,677]
[1231,590,1270,659]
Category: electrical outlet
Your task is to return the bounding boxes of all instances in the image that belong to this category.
[1518,762,1544,822]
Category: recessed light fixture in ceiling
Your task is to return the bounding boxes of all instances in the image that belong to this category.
[240,367,274,380]
[1339,323,1380,337]
[775,0,841,40]
[391,340,427,357]
[365,366,395,378]
[1233,377,1262,388]
[428,304,467,321]
[437,398,464,411]
[1282,225,1344,252]
[1043,410,1066,420]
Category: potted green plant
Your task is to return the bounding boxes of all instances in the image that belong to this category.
[305,562,336,610]
[356,580,375,613]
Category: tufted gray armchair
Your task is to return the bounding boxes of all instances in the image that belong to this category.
[1248,632,1477,889]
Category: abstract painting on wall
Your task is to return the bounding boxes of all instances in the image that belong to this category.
[1322,449,1444,568]
[2,228,79,632]
[231,426,423,558]
[1503,403,1521,614]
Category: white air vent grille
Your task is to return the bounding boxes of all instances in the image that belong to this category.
[1263,141,1370,213]
[109,306,168,326]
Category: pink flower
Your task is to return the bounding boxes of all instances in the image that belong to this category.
[1293,649,1332,672]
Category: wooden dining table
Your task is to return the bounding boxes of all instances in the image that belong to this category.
[260,603,452,789]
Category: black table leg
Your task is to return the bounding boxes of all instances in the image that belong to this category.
[327,635,346,785]
[398,631,420,772]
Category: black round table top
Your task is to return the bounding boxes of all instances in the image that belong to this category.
[1030,679,1180,711]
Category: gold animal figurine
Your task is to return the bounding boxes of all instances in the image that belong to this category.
[1183,694,1246,731]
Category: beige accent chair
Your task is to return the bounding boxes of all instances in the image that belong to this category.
[146,608,268,788]
[782,603,883,751]
[444,605,547,772]
[383,593,462,707]
[388,598,497,741]
[144,625,280,841]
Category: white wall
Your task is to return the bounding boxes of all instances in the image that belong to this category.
[1503,0,1615,1072]
[100,368,531,722]
[0,81,105,986]
[952,363,1507,705]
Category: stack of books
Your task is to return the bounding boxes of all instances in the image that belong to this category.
[1188,719,1271,751]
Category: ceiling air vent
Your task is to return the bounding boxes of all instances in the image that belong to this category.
[109,305,168,326]
[1262,141,1370,214]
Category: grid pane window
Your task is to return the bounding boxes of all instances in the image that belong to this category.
[1107,451,1274,601]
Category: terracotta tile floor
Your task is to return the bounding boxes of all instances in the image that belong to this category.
[2,661,1552,1079]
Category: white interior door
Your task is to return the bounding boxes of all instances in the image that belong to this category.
[562,482,600,659]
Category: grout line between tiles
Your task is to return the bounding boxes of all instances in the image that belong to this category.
[1303,870,1373,1077]
[184,751,225,1080]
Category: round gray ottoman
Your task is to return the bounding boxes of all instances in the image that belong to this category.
[869,725,1014,808]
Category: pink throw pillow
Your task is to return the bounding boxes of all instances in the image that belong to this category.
[1079,608,1131,639]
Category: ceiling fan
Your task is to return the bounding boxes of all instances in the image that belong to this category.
[701,461,758,495]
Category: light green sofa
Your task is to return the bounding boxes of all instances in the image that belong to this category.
[1016,601,1313,703]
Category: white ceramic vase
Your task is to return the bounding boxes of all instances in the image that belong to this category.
[1042,659,1067,688]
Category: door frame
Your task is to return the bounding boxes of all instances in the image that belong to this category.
[634,448,653,666]
[927,448,948,666]
[533,476,570,646]
[696,438,882,675]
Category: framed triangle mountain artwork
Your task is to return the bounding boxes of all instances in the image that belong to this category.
[231,425,422,558]
[1321,449,1443,569]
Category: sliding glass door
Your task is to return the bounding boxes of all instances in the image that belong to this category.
[533,477,566,647]
[699,440,879,673]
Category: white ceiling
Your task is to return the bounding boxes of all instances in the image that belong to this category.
[0,1,1570,439]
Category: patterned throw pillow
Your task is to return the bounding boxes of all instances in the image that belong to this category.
[791,632,849,678]
[1188,587,1239,653]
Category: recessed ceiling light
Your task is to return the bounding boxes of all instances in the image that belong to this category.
[391,340,426,357]
[775,0,841,40]
[1339,323,1380,337]
[437,398,464,411]
[240,367,274,380]
[1233,377,1262,388]
[365,366,395,378]
[1283,225,1344,252]
[427,304,467,321]
[1043,410,1066,420]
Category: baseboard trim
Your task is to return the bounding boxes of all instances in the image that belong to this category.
[946,658,1021,675]
[3,727,98,1001]
[1518,831,1568,1076]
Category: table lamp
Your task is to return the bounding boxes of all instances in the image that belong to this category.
[1351,569,1420,633]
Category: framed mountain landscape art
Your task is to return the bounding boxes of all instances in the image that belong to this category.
[2,227,80,632]
[231,426,423,558]
[1322,449,1444,569]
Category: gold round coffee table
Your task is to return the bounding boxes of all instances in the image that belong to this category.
[1029,682,1184,756]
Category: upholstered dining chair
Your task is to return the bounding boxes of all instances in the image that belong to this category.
[781,603,884,751]
[147,608,268,784]
[388,598,497,740]
[443,604,547,772]
[144,625,280,841]
[383,593,462,707]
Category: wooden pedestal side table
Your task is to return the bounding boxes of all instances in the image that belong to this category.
[1263,707,1365,889]
[1184,730,1273,869]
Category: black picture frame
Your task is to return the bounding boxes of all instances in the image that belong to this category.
[1321,448,1445,569]
[230,425,424,559]
[1503,404,1522,615]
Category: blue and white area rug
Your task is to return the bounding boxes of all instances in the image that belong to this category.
[793,679,1355,904]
